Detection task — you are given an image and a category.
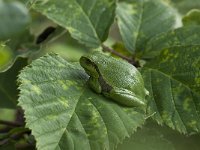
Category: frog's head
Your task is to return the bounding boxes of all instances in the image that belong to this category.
[80,55,99,78]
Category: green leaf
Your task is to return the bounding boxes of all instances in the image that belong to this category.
[144,26,200,59]
[18,54,145,150]
[117,121,176,150]
[142,45,200,134]
[182,9,200,26]
[116,0,176,54]
[0,57,28,108]
[0,0,30,40]
[29,0,116,48]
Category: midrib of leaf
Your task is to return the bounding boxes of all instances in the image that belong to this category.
[73,88,131,150]
[148,70,162,121]
[85,100,110,149]
[169,79,188,132]
[147,68,200,96]
[37,128,66,149]
[72,86,96,150]
[75,0,101,43]
[89,100,133,148]
[76,99,107,150]
[135,0,144,50]
[87,96,135,147]
[147,67,200,129]
[144,4,168,24]
[75,113,92,150]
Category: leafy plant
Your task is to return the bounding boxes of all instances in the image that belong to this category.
[0,0,200,150]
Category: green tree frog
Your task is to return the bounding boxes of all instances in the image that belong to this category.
[80,51,149,107]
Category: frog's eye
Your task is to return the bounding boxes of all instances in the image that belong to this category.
[85,58,92,65]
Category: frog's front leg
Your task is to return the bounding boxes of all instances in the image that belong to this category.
[88,77,101,93]
[103,88,145,107]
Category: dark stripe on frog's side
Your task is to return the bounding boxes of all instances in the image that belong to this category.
[98,72,113,92]
[86,59,112,92]
[93,63,113,93]
[81,56,113,93]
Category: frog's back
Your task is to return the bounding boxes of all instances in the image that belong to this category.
[90,52,143,88]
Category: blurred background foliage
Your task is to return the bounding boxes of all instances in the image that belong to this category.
[0,0,200,149]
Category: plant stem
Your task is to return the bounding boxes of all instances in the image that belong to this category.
[0,127,11,133]
[102,44,132,61]
[16,143,35,150]
[0,120,22,127]
[0,129,31,146]
[101,44,140,67]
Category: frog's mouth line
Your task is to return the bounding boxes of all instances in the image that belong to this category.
[85,59,113,93]
[80,57,98,76]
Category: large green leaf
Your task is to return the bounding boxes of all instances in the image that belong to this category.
[0,0,30,40]
[144,26,200,59]
[116,0,177,54]
[18,54,146,150]
[29,0,116,48]
[182,9,200,26]
[142,45,200,134]
[0,57,28,108]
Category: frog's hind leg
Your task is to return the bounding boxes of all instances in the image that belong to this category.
[88,77,101,93]
[104,88,145,107]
